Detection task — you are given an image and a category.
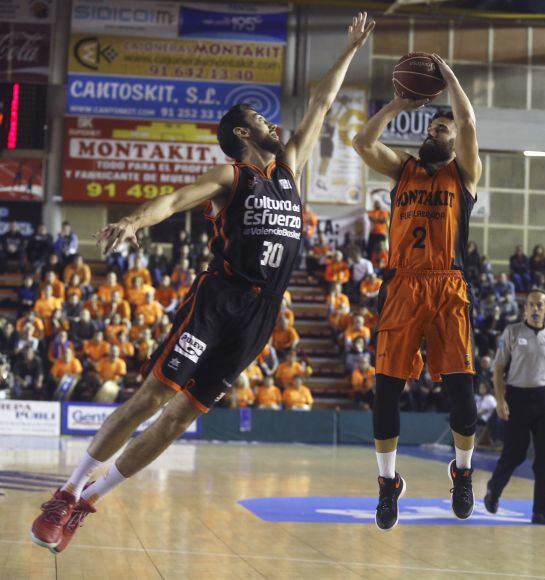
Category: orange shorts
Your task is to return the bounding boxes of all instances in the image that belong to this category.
[376,269,475,381]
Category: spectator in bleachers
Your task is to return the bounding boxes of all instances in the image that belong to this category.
[148,244,169,286]
[44,253,63,278]
[18,275,39,316]
[231,374,255,408]
[12,347,44,400]
[350,250,374,296]
[70,309,98,349]
[0,320,18,357]
[50,348,83,385]
[255,375,282,410]
[245,359,264,388]
[359,272,381,307]
[495,272,515,301]
[64,293,84,325]
[40,270,65,301]
[480,305,504,353]
[127,246,149,270]
[83,330,110,369]
[14,325,40,357]
[63,254,92,296]
[34,284,63,322]
[115,330,135,366]
[197,247,212,272]
[370,240,388,275]
[155,275,178,315]
[43,308,68,340]
[509,245,532,293]
[126,275,154,307]
[16,310,44,339]
[0,221,25,273]
[193,231,209,260]
[135,289,163,327]
[344,335,368,374]
[530,244,545,284]
[501,292,519,325]
[324,250,350,290]
[465,241,482,285]
[135,328,156,365]
[306,232,331,276]
[282,375,313,411]
[283,288,292,308]
[171,258,192,291]
[154,314,172,343]
[475,355,494,390]
[367,201,389,257]
[103,290,131,323]
[129,312,147,343]
[272,317,300,359]
[339,232,361,264]
[350,354,375,410]
[478,292,498,319]
[65,274,84,302]
[327,282,350,313]
[95,344,127,385]
[475,381,497,426]
[275,349,306,389]
[257,338,279,377]
[329,303,353,341]
[105,240,129,277]
[302,204,318,253]
[277,297,295,327]
[47,330,73,364]
[26,223,54,274]
[171,230,191,269]
[83,292,105,323]
[125,256,152,289]
[105,312,130,344]
[344,315,370,350]
[54,221,78,266]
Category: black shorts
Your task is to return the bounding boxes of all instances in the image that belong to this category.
[142,271,282,412]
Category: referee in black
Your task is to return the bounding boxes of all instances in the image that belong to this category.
[484,289,545,524]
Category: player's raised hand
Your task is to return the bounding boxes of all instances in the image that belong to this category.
[93,220,139,256]
[390,94,430,111]
[348,12,375,50]
[430,53,456,83]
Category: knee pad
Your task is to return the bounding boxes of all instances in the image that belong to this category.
[373,374,405,440]
[443,374,477,436]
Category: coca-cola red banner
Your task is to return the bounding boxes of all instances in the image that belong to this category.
[0,23,51,83]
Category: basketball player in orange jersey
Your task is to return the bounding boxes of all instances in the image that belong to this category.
[29,13,375,554]
[353,54,481,531]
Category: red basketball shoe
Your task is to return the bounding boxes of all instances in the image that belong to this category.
[30,489,77,550]
[52,495,96,554]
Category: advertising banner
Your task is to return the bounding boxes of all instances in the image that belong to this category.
[0,400,60,436]
[0,23,51,83]
[62,401,200,437]
[62,116,229,204]
[369,100,450,143]
[307,87,367,205]
[0,0,54,23]
[0,159,43,202]
[0,202,43,236]
[67,1,288,124]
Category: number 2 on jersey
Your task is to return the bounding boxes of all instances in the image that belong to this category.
[260,241,284,268]
[412,227,427,249]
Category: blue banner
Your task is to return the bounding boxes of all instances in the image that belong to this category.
[66,74,282,124]
[179,5,288,43]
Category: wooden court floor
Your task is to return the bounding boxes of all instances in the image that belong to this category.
[0,436,543,580]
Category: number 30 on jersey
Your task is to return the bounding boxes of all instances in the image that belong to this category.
[260,241,284,268]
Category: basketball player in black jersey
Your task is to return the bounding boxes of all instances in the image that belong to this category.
[30,13,375,553]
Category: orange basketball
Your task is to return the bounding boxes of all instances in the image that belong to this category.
[392,52,446,100]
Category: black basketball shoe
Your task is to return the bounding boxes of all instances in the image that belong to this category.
[484,488,499,514]
[375,473,406,532]
[448,459,474,519]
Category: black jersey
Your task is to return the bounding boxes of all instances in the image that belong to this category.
[205,160,302,294]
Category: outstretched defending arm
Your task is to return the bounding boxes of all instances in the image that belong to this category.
[431,54,481,196]
[280,12,375,178]
[352,96,427,180]
[94,164,234,256]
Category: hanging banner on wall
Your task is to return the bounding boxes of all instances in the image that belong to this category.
[0,0,54,22]
[307,87,367,205]
[369,100,450,143]
[62,116,230,204]
[67,2,288,125]
[0,159,43,202]
[0,23,51,83]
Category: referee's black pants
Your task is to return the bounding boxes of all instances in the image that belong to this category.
[487,385,545,515]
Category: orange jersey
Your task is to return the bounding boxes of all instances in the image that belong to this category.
[156,286,177,308]
[233,385,255,407]
[16,316,44,337]
[83,299,105,320]
[117,341,135,359]
[303,210,318,237]
[50,357,83,380]
[351,366,375,393]
[324,260,350,284]
[255,385,282,407]
[124,267,152,289]
[96,357,127,382]
[98,283,125,304]
[34,296,63,321]
[326,293,350,311]
[271,327,299,351]
[388,158,475,271]
[40,278,65,300]
[277,308,295,327]
[282,385,313,408]
[275,361,305,388]
[65,285,83,301]
[83,339,110,363]
[344,325,371,344]
[103,300,131,321]
[63,263,92,285]
[135,301,163,326]
[368,209,389,236]
[359,278,382,296]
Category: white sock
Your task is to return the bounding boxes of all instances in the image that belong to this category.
[455,447,473,469]
[81,463,127,505]
[376,450,396,479]
[61,452,103,499]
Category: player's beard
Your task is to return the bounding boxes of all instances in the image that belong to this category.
[255,132,285,155]
[419,137,455,164]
